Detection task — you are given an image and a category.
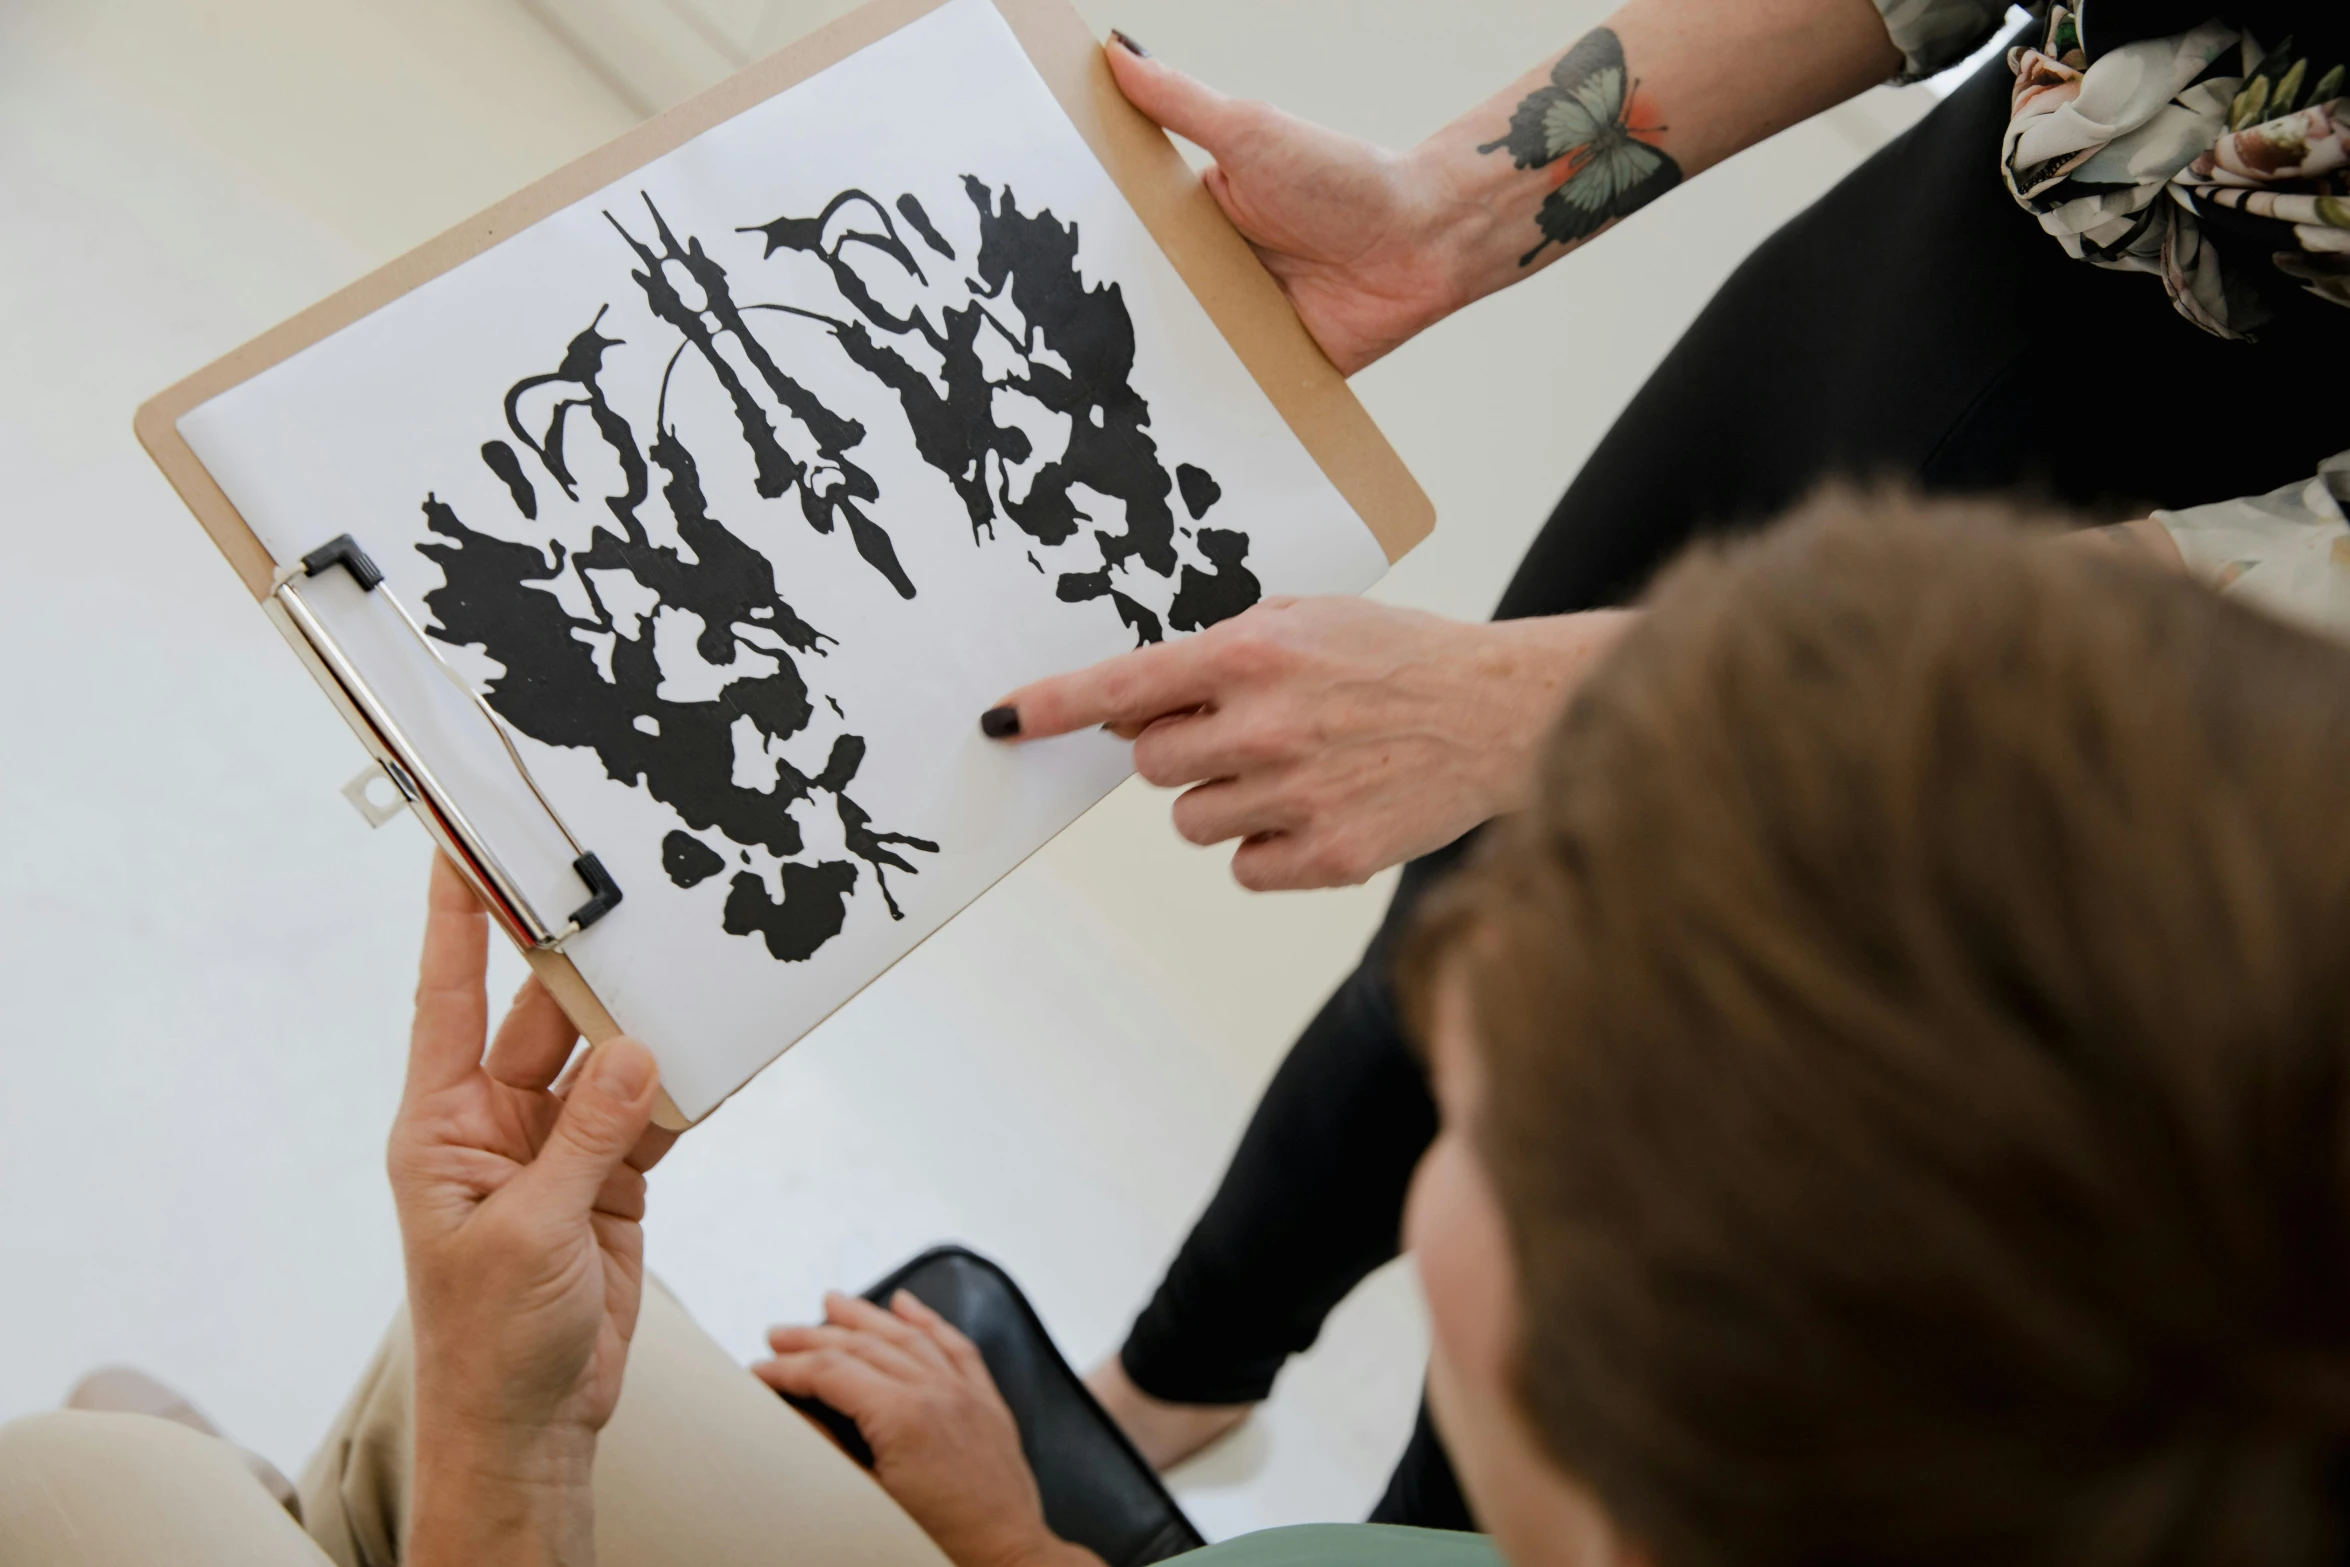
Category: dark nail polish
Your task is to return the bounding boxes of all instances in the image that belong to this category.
[1109,28,1150,57]
[980,705,1021,739]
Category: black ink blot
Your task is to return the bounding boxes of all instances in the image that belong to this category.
[895,193,956,259]
[724,862,860,962]
[1056,569,1161,644]
[482,439,538,519]
[1169,527,1262,633]
[1176,463,1221,520]
[662,830,725,888]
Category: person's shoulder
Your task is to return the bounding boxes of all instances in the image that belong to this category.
[1178,1523,1505,1567]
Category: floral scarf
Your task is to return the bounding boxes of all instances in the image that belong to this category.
[2003,5,2349,337]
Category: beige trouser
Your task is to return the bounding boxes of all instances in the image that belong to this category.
[0,1283,951,1566]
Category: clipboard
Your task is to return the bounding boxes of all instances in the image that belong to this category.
[136,0,1433,1130]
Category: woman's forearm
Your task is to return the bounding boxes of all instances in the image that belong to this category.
[1406,0,1903,313]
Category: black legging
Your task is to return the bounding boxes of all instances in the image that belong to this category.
[1115,39,2343,1530]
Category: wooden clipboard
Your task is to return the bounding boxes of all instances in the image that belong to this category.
[135,0,1434,1130]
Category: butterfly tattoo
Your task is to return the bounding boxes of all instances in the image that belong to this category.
[1479,28,1681,266]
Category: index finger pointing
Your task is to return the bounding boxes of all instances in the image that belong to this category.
[986,636,1220,741]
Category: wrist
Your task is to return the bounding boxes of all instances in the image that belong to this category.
[415,1392,600,1483]
[413,1400,601,1494]
[411,1335,602,1472]
[420,1427,598,1486]
[1472,612,1638,812]
[1382,138,1491,335]
[409,1433,597,1567]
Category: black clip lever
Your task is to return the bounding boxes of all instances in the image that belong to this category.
[280,531,623,946]
[300,534,384,591]
[569,853,624,932]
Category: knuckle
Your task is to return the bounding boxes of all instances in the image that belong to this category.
[1171,792,1224,845]
[556,1105,623,1158]
[1099,649,1170,705]
[1227,98,1289,150]
[1232,850,1282,893]
[604,1168,649,1217]
[1315,837,1373,887]
[1213,630,1282,683]
[1299,852,1346,889]
[1132,734,1184,787]
[561,1092,613,1135]
[1291,775,1341,823]
[1260,834,1347,890]
[1224,716,1290,767]
[1204,610,1282,668]
[814,1351,865,1395]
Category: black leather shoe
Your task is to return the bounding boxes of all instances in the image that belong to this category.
[780,1245,1207,1566]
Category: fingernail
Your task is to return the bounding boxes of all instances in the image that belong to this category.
[593,1037,654,1098]
[980,704,1021,739]
[1109,28,1150,57]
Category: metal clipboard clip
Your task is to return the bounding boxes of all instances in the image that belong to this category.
[266,533,622,952]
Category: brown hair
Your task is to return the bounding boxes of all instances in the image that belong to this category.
[1408,491,2350,1567]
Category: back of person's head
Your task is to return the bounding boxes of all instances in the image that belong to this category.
[1413,492,2350,1567]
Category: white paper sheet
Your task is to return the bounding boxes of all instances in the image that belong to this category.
[180,0,1389,1120]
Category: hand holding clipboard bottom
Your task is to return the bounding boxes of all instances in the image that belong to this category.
[390,854,671,1561]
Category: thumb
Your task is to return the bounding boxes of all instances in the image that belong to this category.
[1105,36,1238,152]
[517,1037,660,1216]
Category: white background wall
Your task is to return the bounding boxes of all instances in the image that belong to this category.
[0,0,1939,1536]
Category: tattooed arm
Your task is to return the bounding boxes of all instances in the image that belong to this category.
[992,1,1904,891]
[1105,0,1902,372]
